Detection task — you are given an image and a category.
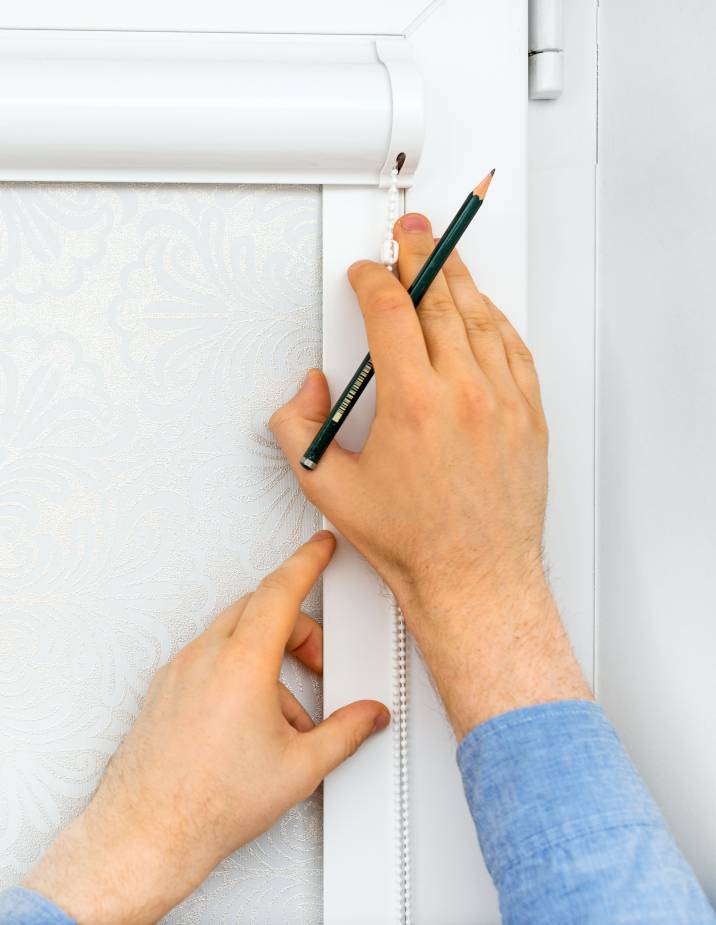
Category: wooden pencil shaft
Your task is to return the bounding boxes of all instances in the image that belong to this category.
[300,190,485,469]
[406,192,480,304]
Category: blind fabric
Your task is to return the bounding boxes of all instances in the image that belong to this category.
[0,183,323,923]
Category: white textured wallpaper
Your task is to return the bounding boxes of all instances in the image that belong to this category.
[0,183,324,922]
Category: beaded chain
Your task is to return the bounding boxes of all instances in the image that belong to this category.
[380,165,401,271]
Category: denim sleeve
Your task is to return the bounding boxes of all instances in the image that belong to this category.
[0,888,76,925]
[457,700,716,924]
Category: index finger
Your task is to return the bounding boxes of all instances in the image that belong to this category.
[347,260,431,393]
[232,531,335,676]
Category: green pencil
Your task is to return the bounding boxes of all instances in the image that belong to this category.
[300,169,495,470]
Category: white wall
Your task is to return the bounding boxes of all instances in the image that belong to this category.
[596,0,716,900]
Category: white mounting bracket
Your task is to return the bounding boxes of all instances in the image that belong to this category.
[529,0,563,100]
[375,38,425,188]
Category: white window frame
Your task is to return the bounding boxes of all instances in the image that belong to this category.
[0,3,536,922]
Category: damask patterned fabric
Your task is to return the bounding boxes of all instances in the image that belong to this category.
[0,184,323,923]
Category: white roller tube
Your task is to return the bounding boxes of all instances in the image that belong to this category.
[0,30,424,185]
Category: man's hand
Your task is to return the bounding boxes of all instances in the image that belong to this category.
[270,213,592,738]
[24,532,388,925]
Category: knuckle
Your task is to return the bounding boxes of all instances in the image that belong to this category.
[371,288,409,317]
[510,345,535,365]
[342,727,365,760]
[418,295,455,319]
[446,258,474,283]
[481,292,500,312]
[217,595,250,625]
[403,389,436,423]
[404,243,434,262]
[534,413,550,444]
[455,380,497,419]
[452,269,476,288]
[504,397,532,429]
[259,568,292,596]
[503,397,548,441]
[222,633,266,678]
[462,313,499,338]
[222,593,251,619]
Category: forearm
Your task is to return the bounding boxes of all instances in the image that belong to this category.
[21,805,176,925]
[5,535,386,925]
[398,568,592,738]
[458,700,716,924]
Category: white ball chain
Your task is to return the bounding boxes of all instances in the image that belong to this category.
[380,165,400,270]
[392,598,411,924]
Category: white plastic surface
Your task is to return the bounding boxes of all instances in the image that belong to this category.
[0,31,423,186]
[322,186,399,925]
[529,50,564,99]
[376,39,425,186]
[529,0,563,51]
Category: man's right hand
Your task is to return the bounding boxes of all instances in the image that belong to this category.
[270,212,592,738]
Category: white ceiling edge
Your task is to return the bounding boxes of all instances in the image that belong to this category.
[0,0,440,35]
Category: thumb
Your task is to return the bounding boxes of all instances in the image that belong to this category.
[304,700,390,781]
[269,369,358,500]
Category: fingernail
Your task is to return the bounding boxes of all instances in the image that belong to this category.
[309,529,334,543]
[372,710,391,733]
[400,213,429,233]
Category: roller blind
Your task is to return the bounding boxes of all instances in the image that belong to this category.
[0,182,324,923]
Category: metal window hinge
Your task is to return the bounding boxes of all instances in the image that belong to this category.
[529,0,563,100]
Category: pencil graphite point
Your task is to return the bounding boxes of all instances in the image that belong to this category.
[473,169,495,200]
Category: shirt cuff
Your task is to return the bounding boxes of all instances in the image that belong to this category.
[0,888,77,925]
[456,699,663,887]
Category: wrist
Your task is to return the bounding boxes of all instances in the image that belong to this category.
[24,806,180,925]
[394,565,592,739]
[394,552,549,632]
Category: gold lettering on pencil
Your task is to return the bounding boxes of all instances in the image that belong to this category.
[331,362,373,422]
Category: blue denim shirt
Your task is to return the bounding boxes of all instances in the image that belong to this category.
[1,700,714,923]
[457,701,715,924]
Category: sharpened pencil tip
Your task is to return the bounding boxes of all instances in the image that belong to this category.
[473,170,495,200]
